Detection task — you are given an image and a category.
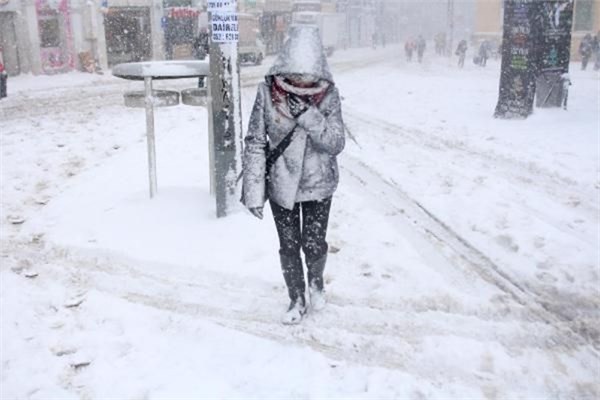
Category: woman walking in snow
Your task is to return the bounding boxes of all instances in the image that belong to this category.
[241,26,345,325]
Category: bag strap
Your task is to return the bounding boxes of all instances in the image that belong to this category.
[266,124,298,171]
[236,124,298,184]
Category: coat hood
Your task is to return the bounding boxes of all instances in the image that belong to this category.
[267,25,334,83]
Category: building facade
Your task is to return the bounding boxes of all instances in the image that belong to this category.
[571,0,600,59]
[473,0,600,60]
[0,0,206,75]
[1,0,444,76]
[0,0,115,75]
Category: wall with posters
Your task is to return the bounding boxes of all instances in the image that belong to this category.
[494,0,540,119]
[536,0,574,108]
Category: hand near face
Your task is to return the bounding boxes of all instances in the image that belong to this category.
[287,93,310,118]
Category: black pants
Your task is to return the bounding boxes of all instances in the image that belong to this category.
[0,73,7,99]
[270,197,332,262]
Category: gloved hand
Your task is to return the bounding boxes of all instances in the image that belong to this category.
[249,207,264,220]
[287,93,310,118]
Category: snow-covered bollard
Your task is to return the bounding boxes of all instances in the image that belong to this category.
[181,88,208,106]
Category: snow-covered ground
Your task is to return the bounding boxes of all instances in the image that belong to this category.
[1,46,599,399]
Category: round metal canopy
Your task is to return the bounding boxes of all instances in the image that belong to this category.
[112,60,210,80]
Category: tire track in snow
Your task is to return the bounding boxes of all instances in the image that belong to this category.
[26,243,543,336]
[345,109,599,223]
[7,243,591,397]
[1,240,582,376]
[340,154,600,351]
[343,109,600,347]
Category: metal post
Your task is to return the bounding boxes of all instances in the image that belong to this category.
[207,3,243,218]
[207,74,216,196]
[144,76,158,198]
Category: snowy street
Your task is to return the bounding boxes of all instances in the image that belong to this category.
[1,46,599,399]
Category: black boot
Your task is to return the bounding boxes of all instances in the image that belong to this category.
[280,253,307,324]
[307,254,327,311]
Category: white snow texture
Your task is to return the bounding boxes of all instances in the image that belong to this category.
[1,45,598,399]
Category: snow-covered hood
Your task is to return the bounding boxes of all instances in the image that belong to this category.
[266,25,334,83]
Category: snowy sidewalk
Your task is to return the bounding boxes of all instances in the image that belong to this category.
[1,48,599,399]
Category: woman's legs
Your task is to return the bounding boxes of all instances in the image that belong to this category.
[301,198,332,292]
[301,198,331,260]
[270,197,332,315]
[270,200,305,304]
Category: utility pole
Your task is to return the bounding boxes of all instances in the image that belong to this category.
[207,0,243,218]
[447,0,454,57]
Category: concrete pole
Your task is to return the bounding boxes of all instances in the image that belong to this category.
[447,0,454,58]
[95,4,109,71]
[70,0,85,70]
[150,0,165,60]
[207,3,243,218]
[21,0,42,74]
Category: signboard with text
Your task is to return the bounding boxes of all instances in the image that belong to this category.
[207,0,235,12]
[211,12,239,43]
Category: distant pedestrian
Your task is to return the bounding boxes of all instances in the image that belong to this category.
[435,32,446,56]
[193,30,209,87]
[592,31,600,71]
[416,35,426,63]
[242,26,345,325]
[560,73,571,110]
[455,39,467,68]
[372,32,378,49]
[192,30,209,61]
[0,56,7,100]
[579,33,593,70]
[478,40,490,67]
[405,38,415,62]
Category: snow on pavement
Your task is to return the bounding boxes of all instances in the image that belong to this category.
[338,56,600,344]
[1,47,599,399]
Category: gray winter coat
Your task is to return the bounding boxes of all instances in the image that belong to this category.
[242,26,345,210]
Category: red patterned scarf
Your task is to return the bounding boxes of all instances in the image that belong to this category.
[270,76,331,119]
